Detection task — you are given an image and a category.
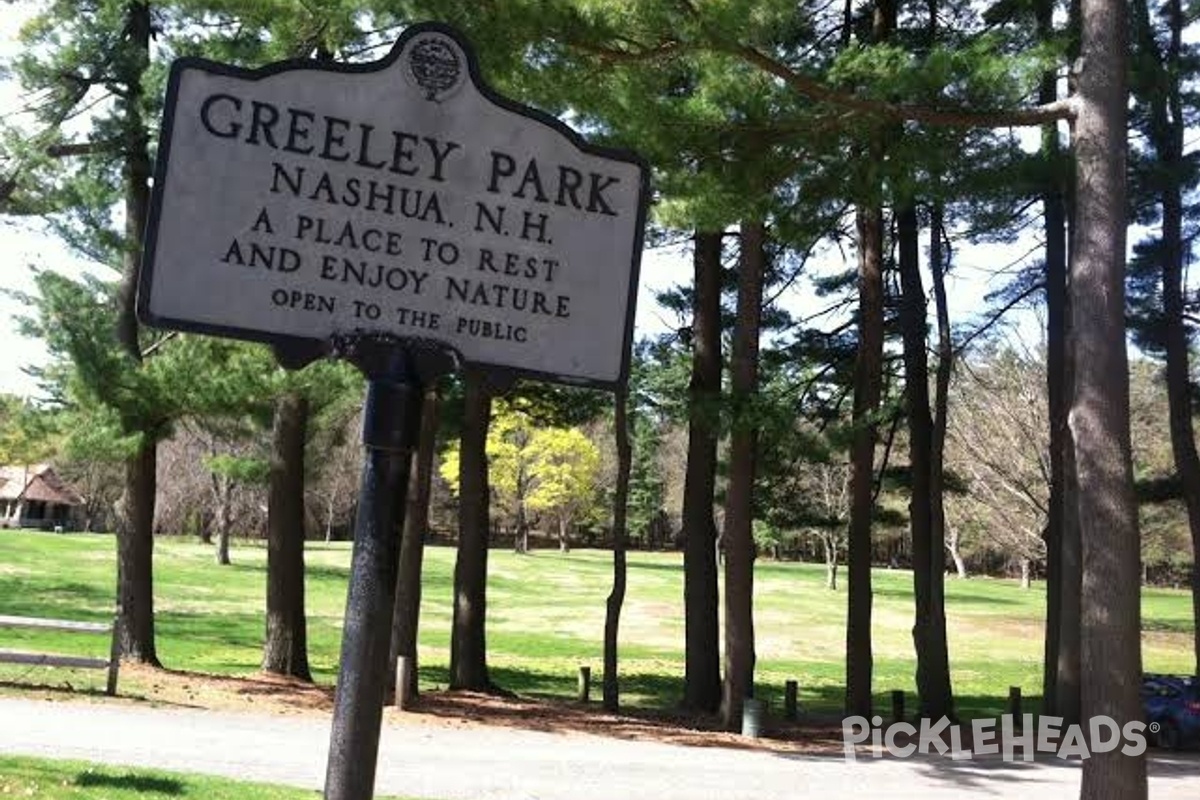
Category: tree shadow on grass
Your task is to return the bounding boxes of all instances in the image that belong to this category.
[408,665,851,753]
[624,560,684,576]
[874,584,1023,607]
[416,664,1032,725]
[304,563,352,583]
[154,610,265,665]
[1141,617,1195,634]
[0,678,112,697]
[419,663,686,705]
[0,580,115,620]
[75,771,185,794]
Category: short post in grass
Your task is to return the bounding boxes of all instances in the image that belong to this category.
[396,656,416,710]
[578,666,591,702]
[324,336,428,800]
[784,680,798,721]
[741,696,764,738]
[1008,686,1022,728]
[891,690,905,724]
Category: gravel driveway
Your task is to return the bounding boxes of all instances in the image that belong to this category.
[1,697,1197,798]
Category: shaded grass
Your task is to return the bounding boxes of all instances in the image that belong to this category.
[0,530,1193,719]
[0,755,417,799]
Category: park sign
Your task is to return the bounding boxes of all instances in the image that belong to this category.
[138,23,649,388]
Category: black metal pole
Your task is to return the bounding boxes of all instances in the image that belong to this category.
[325,342,422,800]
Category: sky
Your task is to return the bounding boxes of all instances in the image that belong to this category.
[0,6,1041,401]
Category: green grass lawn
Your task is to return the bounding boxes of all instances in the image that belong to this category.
[0,530,1193,719]
[0,755,417,799]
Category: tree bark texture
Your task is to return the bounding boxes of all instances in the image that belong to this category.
[451,370,492,690]
[388,384,440,702]
[681,230,723,713]
[117,438,158,664]
[263,390,312,681]
[1074,0,1147,794]
[721,221,765,730]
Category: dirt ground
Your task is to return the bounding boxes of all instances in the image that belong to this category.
[2,663,849,757]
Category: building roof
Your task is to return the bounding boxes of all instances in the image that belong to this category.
[0,465,84,506]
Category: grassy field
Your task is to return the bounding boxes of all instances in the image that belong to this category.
[0,755,416,799]
[0,530,1193,719]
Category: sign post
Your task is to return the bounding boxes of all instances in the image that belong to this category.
[322,334,422,800]
[139,22,648,800]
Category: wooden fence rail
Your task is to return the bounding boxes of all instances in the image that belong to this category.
[0,614,119,696]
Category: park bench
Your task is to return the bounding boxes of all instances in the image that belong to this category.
[0,614,119,696]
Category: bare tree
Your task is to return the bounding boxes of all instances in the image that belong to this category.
[946,351,1049,586]
[804,462,850,590]
[306,409,363,542]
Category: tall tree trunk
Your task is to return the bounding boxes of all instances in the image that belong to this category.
[1074,0,1146,795]
[603,385,631,712]
[1037,0,1072,719]
[114,1,157,666]
[823,533,839,590]
[558,517,569,553]
[214,472,232,566]
[946,526,967,579]
[1161,8,1200,686]
[1057,380,1083,725]
[387,385,440,702]
[721,221,765,730]
[846,205,884,718]
[451,370,492,691]
[325,496,335,542]
[844,0,894,720]
[1134,0,1200,680]
[513,500,528,554]
[682,229,723,713]
[263,390,312,681]
[898,206,954,722]
[928,202,955,719]
[117,440,158,664]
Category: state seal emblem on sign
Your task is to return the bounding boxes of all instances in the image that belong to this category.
[407,34,463,101]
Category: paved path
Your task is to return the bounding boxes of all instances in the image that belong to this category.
[1,697,1197,798]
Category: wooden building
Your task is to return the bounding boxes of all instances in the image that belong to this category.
[0,465,84,531]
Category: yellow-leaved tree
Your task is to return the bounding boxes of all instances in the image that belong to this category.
[526,427,602,553]
[440,399,602,553]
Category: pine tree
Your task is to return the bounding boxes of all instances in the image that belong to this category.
[3,0,164,663]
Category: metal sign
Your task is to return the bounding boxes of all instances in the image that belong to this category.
[138,23,649,387]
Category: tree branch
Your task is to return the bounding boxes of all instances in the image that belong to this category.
[955,280,1046,354]
[563,37,684,65]
[731,43,1078,128]
[45,139,121,158]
